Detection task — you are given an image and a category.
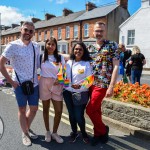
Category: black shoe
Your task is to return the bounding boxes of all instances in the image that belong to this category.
[91,136,100,146]
[99,125,109,144]
[82,134,90,144]
[69,132,79,143]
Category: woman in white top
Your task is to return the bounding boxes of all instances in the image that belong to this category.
[63,42,92,143]
[39,37,65,143]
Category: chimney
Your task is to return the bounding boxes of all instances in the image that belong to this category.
[63,8,73,16]
[31,17,41,23]
[45,13,56,20]
[117,0,128,9]
[20,21,24,26]
[11,24,20,28]
[86,2,97,11]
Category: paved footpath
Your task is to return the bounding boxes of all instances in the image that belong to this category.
[0,88,150,150]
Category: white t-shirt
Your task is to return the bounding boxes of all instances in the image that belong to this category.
[65,60,92,93]
[40,55,65,78]
[2,39,40,87]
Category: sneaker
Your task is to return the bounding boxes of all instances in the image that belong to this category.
[28,129,38,139]
[45,131,51,142]
[51,133,64,143]
[91,136,100,146]
[99,125,109,144]
[83,137,90,144]
[69,132,79,143]
[22,133,31,146]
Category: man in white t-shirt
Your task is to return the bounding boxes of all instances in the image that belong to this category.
[0,21,40,146]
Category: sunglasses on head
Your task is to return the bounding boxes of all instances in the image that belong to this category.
[23,28,34,34]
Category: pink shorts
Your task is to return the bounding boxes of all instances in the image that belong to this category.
[39,77,63,101]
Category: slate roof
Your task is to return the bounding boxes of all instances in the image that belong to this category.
[74,4,118,21]
[2,4,118,35]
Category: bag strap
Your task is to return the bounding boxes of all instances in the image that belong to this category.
[15,43,35,85]
[70,60,74,84]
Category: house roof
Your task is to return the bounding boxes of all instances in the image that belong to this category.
[2,4,118,36]
[74,4,118,21]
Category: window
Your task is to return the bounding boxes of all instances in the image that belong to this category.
[38,32,41,41]
[127,30,135,45]
[44,30,47,41]
[84,23,89,37]
[58,27,61,39]
[74,25,78,38]
[50,29,53,37]
[66,26,70,39]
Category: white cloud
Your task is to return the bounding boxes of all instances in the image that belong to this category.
[0,6,31,26]
[56,0,68,4]
[48,0,53,2]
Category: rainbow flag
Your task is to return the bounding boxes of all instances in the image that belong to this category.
[80,75,94,88]
[63,64,67,79]
[64,79,70,87]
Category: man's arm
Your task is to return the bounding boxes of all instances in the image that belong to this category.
[0,56,18,88]
[105,58,119,97]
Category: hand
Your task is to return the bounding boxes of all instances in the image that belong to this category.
[11,81,19,89]
[105,86,114,98]
[53,79,59,85]
[71,84,81,89]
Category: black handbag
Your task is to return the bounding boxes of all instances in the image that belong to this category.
[72,91,89,105]
[15,44,35,95]
[71,60,89,105]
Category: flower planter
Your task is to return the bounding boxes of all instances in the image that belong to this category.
[102,98,150,131]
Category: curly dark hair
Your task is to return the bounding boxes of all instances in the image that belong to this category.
[70,41,92,61]
[44,37,61,63]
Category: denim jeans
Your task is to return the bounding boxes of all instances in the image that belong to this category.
[63,90,87,137]
[131,69,142,84]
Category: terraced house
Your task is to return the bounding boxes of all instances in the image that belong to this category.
[0,0,130,54]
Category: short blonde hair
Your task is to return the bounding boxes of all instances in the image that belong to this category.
[132,46,141,55]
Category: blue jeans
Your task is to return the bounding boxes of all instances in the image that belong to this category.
[63,90,87,137]
[131,69,142,84]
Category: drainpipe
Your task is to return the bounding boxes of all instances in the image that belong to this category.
[79,20,82,42]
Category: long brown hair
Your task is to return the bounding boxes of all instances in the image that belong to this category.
[44,37,61,63]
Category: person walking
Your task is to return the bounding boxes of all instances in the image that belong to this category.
[0,21,40,146]
[129,46,146,85]
[63,42,92,143]
[86,21,120,146]
[39,37,65,143]
[118,43,132,82]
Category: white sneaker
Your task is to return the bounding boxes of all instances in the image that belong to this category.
[22,133,31,146]
[51,133,64,143]
[45,131,51,142]
[28,129,38,139]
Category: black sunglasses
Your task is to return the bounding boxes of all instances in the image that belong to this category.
[23,28,34,34]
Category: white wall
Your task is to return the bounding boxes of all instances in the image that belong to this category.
[119,7,150,68]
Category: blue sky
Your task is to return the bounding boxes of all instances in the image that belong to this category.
[0,0,141,26]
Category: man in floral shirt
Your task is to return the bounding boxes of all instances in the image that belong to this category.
[86,21,120,146]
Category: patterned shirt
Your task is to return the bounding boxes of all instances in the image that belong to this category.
[89,40,120,88]
[2,39,40,87]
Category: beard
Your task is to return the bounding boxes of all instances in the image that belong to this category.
[22,34,32,41]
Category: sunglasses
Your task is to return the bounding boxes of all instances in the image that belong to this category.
[23,28,34,34]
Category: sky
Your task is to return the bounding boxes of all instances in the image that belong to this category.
[0,0,141,26]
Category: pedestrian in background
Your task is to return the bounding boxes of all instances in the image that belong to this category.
[0,21,40,146]
[63,42,92,143]
[39,37,65,143]
[129,46,146,85]
[86,21,119,146]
